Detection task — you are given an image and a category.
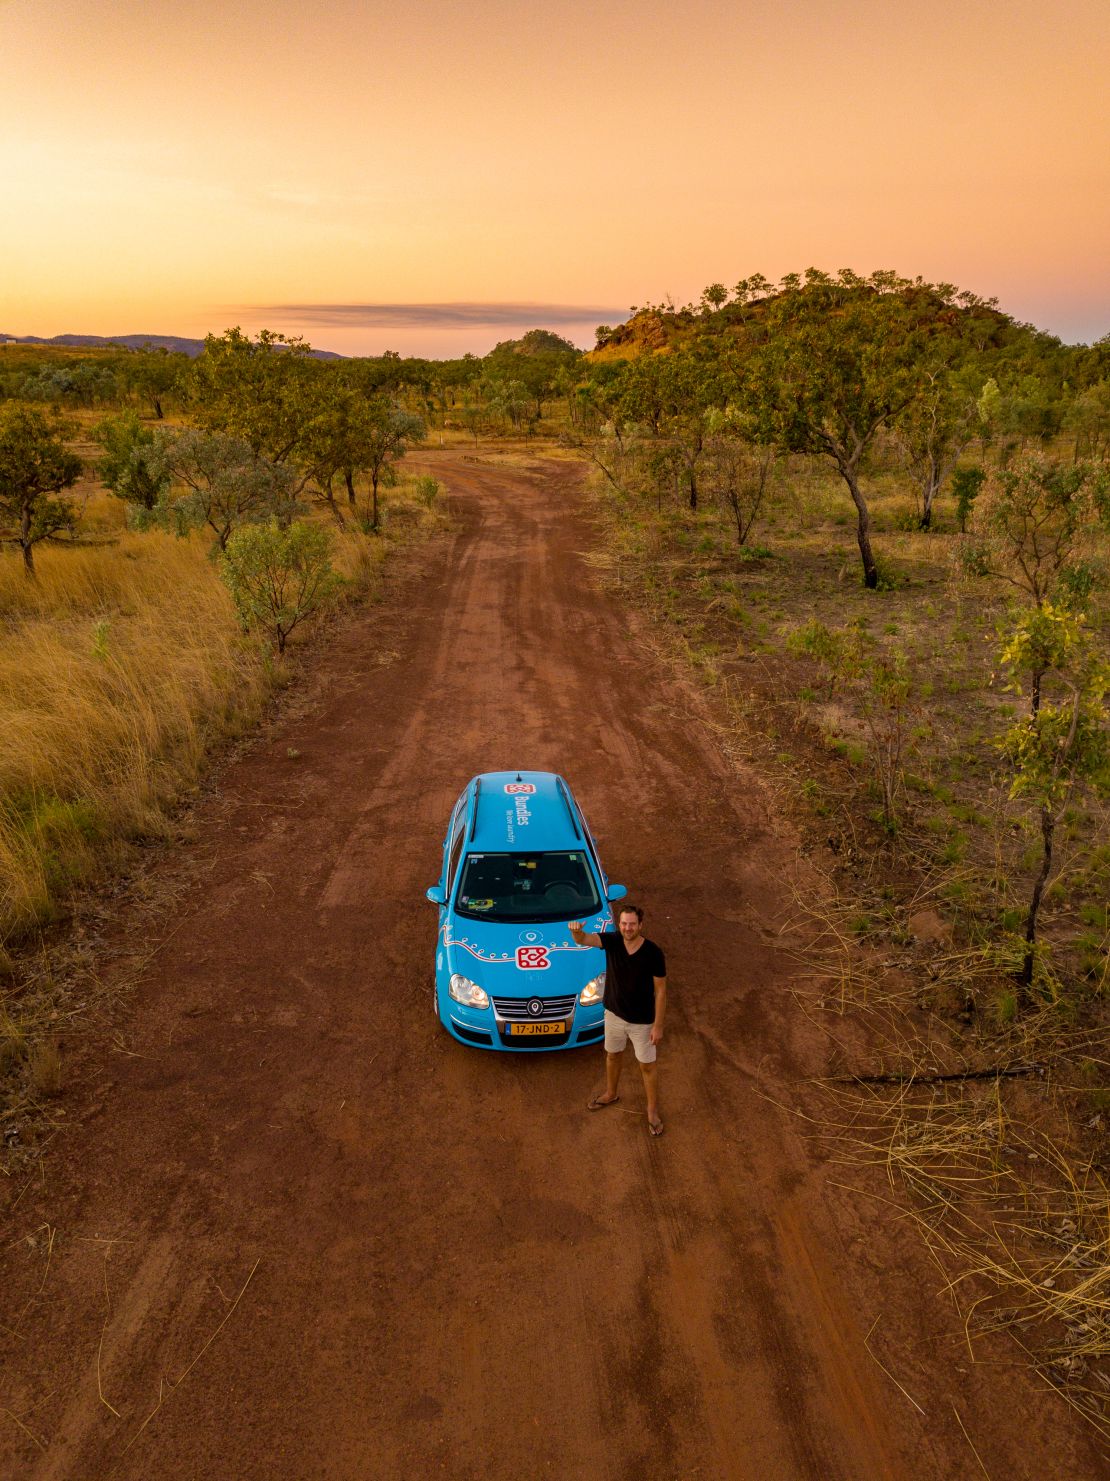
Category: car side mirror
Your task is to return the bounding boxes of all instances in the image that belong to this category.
[426,885,446,906]
[606,883,628,902]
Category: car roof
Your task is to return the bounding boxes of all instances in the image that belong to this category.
[464,771,584,853]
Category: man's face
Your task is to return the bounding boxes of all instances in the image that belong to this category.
[618,911,642,941]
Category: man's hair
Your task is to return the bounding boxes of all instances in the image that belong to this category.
[618,903,644,922]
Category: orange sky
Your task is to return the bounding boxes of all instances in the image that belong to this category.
[2,0,1107,354]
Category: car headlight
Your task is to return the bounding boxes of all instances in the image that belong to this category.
[579,972,605,1006]
[449,973,489,1010]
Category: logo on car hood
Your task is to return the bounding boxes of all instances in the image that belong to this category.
[443,916,608,968]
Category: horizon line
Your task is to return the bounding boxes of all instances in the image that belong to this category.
[243,301,629,330]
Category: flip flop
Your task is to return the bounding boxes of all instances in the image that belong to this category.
[648,1118,665,1137]
[587,1095,620,1111]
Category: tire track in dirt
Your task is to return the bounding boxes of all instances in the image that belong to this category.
[1,452,1101,1480]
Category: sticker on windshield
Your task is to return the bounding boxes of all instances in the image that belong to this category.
[467,899,493,911]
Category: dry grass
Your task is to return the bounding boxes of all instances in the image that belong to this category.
[0,481,435,946]
[757,858,1110,1436]
[0,472,446,1128]
[26,1037,62,1096]
[582,450,1110,1438]
[587,446,1110,991]
[818,1077,1110,1436]
[0,527,269,940]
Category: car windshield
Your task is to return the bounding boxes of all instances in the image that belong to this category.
[455,850,602,923]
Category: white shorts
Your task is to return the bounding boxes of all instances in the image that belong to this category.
[604,1010,657,1063]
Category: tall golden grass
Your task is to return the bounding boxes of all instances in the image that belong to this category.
[0,528,270,938]
[0,477,426,945]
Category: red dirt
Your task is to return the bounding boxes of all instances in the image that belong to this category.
[1,452,1103,1480]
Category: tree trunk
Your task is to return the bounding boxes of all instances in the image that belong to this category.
[585,447,625,495]
[920,465,940,530]
[321,476,346,529]
[730,494,744,544]
[345,468,356,506]
[371,472,380,532]
[840,462,878,588]
[20,507,35,577]
[1020,803,1054,989]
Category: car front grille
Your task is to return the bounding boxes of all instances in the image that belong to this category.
[492,993,577,1022]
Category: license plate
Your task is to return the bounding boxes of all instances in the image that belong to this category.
[509,1022,566,1037]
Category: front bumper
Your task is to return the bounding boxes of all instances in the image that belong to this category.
[439,994,605,1051]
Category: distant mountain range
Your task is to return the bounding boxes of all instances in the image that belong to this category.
[0,332,344,360]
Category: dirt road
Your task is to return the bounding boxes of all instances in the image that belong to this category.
[1,453,1100,1479]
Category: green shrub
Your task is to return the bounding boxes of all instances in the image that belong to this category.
[220,520,344,654]
[951,465,986,532]
[413,475,441,508]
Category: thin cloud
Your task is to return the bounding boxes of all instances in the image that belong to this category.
[248,302,627,330]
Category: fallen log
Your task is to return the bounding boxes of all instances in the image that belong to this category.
[831,1063,1046,1086]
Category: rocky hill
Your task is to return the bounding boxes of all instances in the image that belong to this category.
[0,332,343,360]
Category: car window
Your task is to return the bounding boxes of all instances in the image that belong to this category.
[579,814,605,885]
[455,851,602,923]
[446,811,467,890]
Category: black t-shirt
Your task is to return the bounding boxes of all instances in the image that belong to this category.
[599,932,667,1024]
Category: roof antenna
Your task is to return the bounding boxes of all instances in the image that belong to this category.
[516,773,523,782]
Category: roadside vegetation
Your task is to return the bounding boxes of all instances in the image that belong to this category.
[569,270,1110,1432]
[0,331,450,1118]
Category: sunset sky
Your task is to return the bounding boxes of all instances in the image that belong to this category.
[3,0,1107,356]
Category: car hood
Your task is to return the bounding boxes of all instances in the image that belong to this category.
[443,911,609,997]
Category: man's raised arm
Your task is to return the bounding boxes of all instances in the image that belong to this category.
[569,921,602,948]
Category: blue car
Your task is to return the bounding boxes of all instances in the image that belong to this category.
[425,771,627,1050]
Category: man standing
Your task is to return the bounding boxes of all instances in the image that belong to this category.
[569,904,667,1136]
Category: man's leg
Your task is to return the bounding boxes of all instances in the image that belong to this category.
[591,1013,627,1108]
[639,1061,662,1133]
[597,1050,623,1105]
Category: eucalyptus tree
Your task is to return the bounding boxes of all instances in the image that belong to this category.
[296,371,425,531]
[484,330,580,422]
[970,453,1110,991]
[742,269,944,587]
[188,328,320,466]
[357,402,426,530]
[702,410,777,545]
[1065,380,1110,461]
[612,352,671,436]
[892,363,983,529]
[483,377,530,433]
[119,346,188,420]
[93,411,171,513]
[969,454,1110,623]
[159,427,299,551]
[565,360,645,492]
[999,605,1109,992]
[651,346,727,512]
[0,404,81,575]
